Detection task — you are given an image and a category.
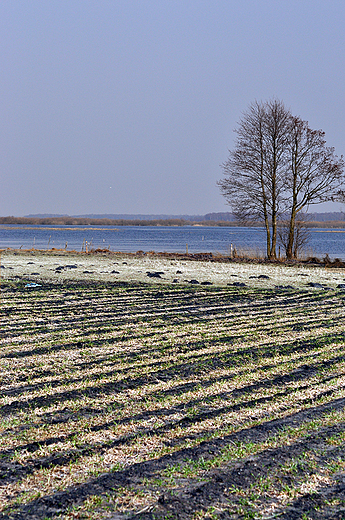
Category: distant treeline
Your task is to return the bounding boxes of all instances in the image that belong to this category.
[23,211,344,222]
[1,216,345,228]
[0,216,242,227]
[25,213,207,221]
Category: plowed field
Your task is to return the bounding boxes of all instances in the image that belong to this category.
[1,276,345,519]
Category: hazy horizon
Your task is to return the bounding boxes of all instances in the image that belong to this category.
[4,210,345,221]
[1,1,345,216]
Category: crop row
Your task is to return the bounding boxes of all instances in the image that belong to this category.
[1,281,345,519]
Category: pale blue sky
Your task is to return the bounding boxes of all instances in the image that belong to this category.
[1,0,345,216]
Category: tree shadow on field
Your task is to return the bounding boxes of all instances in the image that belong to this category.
[1,357,344,488]
[2,326,345,416]
[1,330,161,360]
[3,285,340,350]
[2,283,313,344]
[3,323,340,406]
[2,396,345,520]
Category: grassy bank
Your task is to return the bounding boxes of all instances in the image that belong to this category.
[1,280,345,519]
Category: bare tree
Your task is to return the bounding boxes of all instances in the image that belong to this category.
[284,117,345,258]
[219,100,345,260]
[218,99,290,259]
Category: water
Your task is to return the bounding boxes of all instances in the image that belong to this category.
[0,224,345,259]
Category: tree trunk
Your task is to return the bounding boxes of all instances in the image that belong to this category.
[286,128,299,259]
[264,215,271,258]
[270,213,277,259]
[286,209,296,259]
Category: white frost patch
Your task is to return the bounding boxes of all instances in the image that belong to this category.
[1,251,345,289]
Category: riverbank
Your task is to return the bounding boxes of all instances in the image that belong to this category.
[1,249,345,290]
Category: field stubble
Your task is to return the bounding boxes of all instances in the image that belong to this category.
[1,260,345,519]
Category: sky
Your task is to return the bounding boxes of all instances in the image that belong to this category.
[1,0,345,217]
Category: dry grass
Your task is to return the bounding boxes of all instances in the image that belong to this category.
[1,277,345,519]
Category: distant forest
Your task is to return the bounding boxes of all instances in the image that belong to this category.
[0,212,344,227]
[22,211,345,222]
[0,216,239,227]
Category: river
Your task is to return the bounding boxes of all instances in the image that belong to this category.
[0,224,345,259]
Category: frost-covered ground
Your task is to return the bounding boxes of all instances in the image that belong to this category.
[1,250,345,289]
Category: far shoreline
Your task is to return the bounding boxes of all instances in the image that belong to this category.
[2,216,345,229]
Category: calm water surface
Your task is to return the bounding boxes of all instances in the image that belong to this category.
[0,225,345,259]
